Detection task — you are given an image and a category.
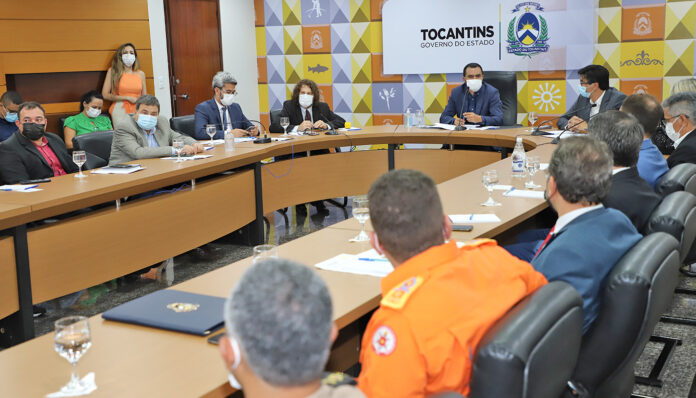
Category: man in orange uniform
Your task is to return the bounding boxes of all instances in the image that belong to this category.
[357,169,548,397]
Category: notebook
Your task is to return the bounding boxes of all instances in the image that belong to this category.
[102,289,226,336]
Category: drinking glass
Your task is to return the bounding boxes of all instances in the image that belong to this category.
[350,195,370,242]
[481,170,501,206]
[205,124,216,145]
[416,109,425,127]
[72,150,87,178]
[280,117,290,136]
[527,112,538,132]
[173,140,184,162]
[54,316,92,395]
[253,244,278,263]
[525,156,541,189]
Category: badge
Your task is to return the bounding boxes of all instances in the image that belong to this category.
[371,325,397,356]
[166,302,200,313]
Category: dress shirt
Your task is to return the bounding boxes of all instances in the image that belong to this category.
[0,118,17,142]
[673,129,692,149]
[638,138,669,188]
[612,167,629,175]
[554,204,603,234]
[465,90,478,113]
[217,101,231,129]
[33,137,67,177]
[589,91,605,118]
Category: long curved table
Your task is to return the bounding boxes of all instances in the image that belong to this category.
[0,126,557,396]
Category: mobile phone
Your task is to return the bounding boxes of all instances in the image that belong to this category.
[19,178,51,184]
[207,332,225,345]
[452,224,473,232]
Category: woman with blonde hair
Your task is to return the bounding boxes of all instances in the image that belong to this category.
[101,43,147,115]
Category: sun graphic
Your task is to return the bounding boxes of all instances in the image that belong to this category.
[532,82,562,113]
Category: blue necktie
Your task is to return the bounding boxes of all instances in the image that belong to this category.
[222,107,230,129]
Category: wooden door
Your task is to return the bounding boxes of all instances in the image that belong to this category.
[164,0,223,116]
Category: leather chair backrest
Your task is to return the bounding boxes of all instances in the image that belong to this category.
[469,281,583,398]
[270,109,282,128]
[655,163,696,197]
[647,191,696,264]
[483,71,518,126]
[169,114,196,138]
[72,130,114,169]
[564,232,681,398]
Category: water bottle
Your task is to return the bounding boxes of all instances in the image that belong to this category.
[511,137,526,178]
[224,123,234,151]
[405,108,412,128]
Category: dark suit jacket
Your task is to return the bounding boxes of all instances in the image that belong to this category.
[439,82,503,126]
[531,207,641,333]
[558,87,626,130]
[194,99,252,140]
[603,167,662,234]
[0,131,78,184]
[667,129,696,168]
[269,100,345,133]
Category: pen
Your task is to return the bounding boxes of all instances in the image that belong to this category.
[469,214,474,221]
[358,258,390,262]
[505,187,515,195]
[204,146,215,151]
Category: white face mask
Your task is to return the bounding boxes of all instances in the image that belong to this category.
[227,337,243,390]
[221,93,236,106]
[665,121,682,143]
[299,94,314,108]
[467,79,483,93]
[122,53,136,67]
[86,107,101,118]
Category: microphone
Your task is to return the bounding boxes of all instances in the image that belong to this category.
[250,119,272,144]
[551,106,600,144]
[320,112,339,135]
[455,84,468,131]
[532,103,597,136]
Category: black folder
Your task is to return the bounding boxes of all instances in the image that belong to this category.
[102,289,226,336]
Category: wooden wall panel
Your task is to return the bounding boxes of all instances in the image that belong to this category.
[3,0,148,20]
[3,50,154,76]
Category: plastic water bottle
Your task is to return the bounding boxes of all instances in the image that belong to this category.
[224,123,234,151]
[405,108,412,128]
[511,137,526,178]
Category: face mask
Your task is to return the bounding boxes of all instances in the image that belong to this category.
[227,337,243,390]
[122,53,136,67]
[136,114,157,131]
[467,79,483,93]
[299,94,314,108]
[221,93,236,106]
[22,123,45,140]
[86,107,101,118]
[4,111,17,123]
[665,121,682,143]
[578,84,591,98]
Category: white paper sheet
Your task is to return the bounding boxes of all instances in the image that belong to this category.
[0,184,40,191]
[91,166,144,175]
[449,214,501,224]
[315,252,394,277]
[503,189,545,199]
[161,155,213,161]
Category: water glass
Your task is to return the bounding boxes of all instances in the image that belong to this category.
[72,150,87,178]
[173,140,184,162]
[253,244,278,263]
[54,316,92,395]
[205,124,216,145]
[525,156,541,189]
[416,109,425,127]
[527,112,538,132]
[350,195,370,242]
[280,117,290,136]
[481,170,501,207]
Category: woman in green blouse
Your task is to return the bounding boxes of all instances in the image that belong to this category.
[63,90,113,149]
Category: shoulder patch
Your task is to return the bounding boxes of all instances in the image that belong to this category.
[459,238,497,249]
[381,276,424,310]
[371,325,397,356]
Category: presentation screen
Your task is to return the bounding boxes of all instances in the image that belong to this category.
[383,0,595,74]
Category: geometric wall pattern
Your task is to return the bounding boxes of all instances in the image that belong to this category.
[256,0,696,128]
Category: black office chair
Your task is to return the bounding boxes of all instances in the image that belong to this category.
[647,191,696,265]
[270,109,282,129]
[170,114,196,138]
[654,163,696,198]
[469,281,583,398]
[564,232,681,398]
[72,130,114,170]
[483,71,518,127]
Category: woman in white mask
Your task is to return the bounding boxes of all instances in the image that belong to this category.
[101,42,147,116]
[63,90,113,149]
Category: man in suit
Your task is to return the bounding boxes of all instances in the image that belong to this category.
[268,78,345,133]
[109,95,204,165]
[0,91,22,142]
[440,62,503,127]
[194,72,258,140]
[588,110,662,234]
[620,94,670,188]
[662,92,696,168]
[0,101,78,184]
[558,65,626,132]
[532,136,642,332]
[220,258,365,398]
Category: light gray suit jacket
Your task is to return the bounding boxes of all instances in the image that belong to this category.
[109,103,196,165]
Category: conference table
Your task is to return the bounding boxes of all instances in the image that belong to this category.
[0,125,556,396]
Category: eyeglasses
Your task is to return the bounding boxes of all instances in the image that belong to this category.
[579,80,592,86]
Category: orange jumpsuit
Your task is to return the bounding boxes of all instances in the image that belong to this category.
[357,239,548,398]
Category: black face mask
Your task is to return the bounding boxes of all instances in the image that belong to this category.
[22,123,45,141]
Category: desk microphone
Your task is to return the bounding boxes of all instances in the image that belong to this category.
[532,103,597,136]
[551,106,600,144]
[320,112,339,135]
[250,120,272,144]
[455,85,468,131]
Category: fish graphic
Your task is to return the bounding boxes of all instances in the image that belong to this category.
[308,64,328,73]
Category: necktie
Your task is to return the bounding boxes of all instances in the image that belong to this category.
[222,107,230,129]
[533,226,555,259]
[304,109,312,122]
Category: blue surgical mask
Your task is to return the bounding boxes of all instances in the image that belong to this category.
[137,114,157,130]
[4,111,17,123]
[578,85,591,98]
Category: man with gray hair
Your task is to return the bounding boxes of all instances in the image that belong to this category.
[662,92,696,167]
[109,95,203,165]
[588,110,662,234]
[219,258,364,398]
[194,71,257,140]
[532,136,641,333]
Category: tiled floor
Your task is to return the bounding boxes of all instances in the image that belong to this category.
[31,200,696,397]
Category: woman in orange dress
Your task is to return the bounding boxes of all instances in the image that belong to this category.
[102,43,147,115]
